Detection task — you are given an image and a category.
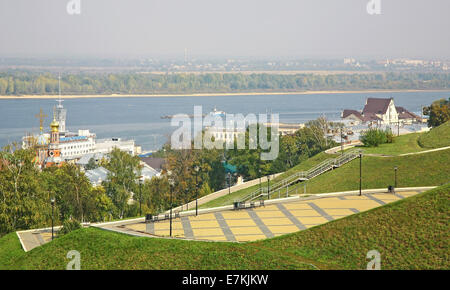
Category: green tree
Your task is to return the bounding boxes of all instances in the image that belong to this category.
[43,164,92,223]
[103,148,141,218]
[0,145,50,234]
[424,98,450,127]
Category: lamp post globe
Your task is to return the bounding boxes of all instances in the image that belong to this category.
[194,165,200,216]
[168,176,175,237]
[50,197,55,240]
[138,176,143,217]
[394,166,398,189]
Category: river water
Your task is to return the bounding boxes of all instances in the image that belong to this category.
[1,91,448,151]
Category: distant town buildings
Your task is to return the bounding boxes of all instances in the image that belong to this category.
[342,97,423,126]
[23,100,140,169]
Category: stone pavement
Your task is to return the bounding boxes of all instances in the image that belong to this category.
[114,190,422,242]
[16,229,57,252]
[16,189,426,251]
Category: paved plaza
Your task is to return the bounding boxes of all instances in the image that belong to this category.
[16,189,424,251]
[16,229,57,252]
[116,190,422,242]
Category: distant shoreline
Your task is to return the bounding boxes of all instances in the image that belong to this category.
[1,89,449,99]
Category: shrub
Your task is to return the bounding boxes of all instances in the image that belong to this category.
[360,128,387,147]
[57,219,82,237]
[385,128,394,144]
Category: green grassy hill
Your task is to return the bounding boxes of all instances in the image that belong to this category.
[418,121,450,149]
[298,148,450,194]
[261,183,450,269]
[202,128,450,208]
[354,133,426,155]
[1,184,448,270]
[206,145,449,205]
[199,152,330,209]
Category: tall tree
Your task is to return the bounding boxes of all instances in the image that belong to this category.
[424,98,450,127]
[104,148,141,218]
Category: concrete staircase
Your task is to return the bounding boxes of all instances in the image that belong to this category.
[238,149,362,202]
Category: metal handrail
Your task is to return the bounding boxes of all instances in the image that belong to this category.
[239,149,363,202]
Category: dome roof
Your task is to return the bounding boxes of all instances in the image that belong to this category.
[50,118,59,132]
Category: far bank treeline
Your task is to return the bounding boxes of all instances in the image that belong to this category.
[0,71,450,95]
[0,120,335,236]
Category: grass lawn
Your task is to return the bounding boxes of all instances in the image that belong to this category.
[199,152,330,209]
[2,184,448,270]
[304,148,450,193]
[355,133,426,155]
[0,228,322,270]
[259,183,450,270]
[418,121,450,149]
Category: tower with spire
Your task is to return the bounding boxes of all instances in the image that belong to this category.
[54,74,67,134]
[45,110,62,167]
[35,108,49,166]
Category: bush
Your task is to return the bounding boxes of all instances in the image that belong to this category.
[360,128,388,147]
[57,219,82,237]
[385,128,394,144]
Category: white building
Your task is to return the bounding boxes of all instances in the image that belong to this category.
[59,130,96,160]
[95,138,137,156]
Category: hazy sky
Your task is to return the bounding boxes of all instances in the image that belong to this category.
[1,0,449,59]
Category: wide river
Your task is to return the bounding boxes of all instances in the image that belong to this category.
[1,91,449,151]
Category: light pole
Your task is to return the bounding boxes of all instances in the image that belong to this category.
[194,165,200,216]
[359,153,362,196]
[259,168,262,194]
[267,175,271,200]
[228,172,231,195]
[340,125,344,155]
[168,177,174,237]
[138,176,143,217]
[394,166,398,189]
[167,170,175,237]
[50,197,55,240]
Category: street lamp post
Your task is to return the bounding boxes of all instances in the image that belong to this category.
[50,197,55,240]
[394,166,398,189]
[267,175,271,200]
[359,153,362,196]
[168,171,175,237]
[194,165,200,216]
[228,172,231,195]
[259,168,262,193]
[139,177,143,217]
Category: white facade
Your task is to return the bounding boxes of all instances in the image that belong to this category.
[94,138,136,155]
[380,100,399,125]
[207,128,245,144]
[60,130,96,160]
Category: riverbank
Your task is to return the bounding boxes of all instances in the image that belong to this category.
[1,89,450,99]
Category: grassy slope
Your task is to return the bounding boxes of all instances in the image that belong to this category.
[200,126,449,208]
[418,121,450,149]
[0,233,26,270]
[2,184,448,270]
[199,152,330,209]
[305,148,450,193]
[0,228,321,270]
[260,183,450,270]
[356,133,426,155]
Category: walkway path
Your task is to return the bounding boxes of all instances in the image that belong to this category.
[15,187,430,251]
[97,188,426,243]
[16,228,59,252]
[325,143,450,158]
